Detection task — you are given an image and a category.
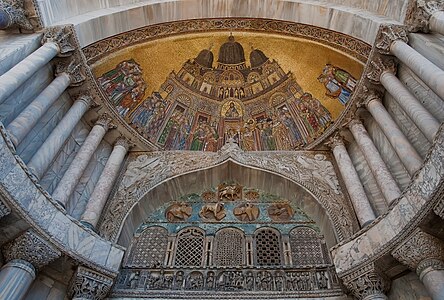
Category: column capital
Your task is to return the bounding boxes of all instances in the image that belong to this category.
[326,132,345,149]
[76,94,93,108]
[95,113,117,131]
[2,230,61,270]
[42,26,76,57]
[358,88,383,108]
[342,263,390,300]
[408,0,444,32]
[0,0,33,30]
[114,136,132,151]
[69,266,114,300]
[344,116,363,129]
[392,228,444,277]
[375,25,409,55]
[55,60,86,87]
[366,57,397,85]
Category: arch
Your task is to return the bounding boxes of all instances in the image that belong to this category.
[254,227,282,266]
[213,227,246,267]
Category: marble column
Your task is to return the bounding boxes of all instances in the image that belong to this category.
[392,228,444,300]
[363,92,422,176]
[80,137,130,229]
[430,10,444,34]
[348,119,401,205]
[5,60,86,147]
[0,26,75,105]
[0,230,60,300]
[0,0,33,30]
[69,266,113,300]
[52,114,114,207]
[343,264,389,300]
[27,95,92,180]
[376,25,444,101]
[413,0,444,34]
[329,135,376,227]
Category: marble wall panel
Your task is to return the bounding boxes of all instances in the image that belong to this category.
[0,33,42,76]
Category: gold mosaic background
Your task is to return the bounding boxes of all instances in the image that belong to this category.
[92,31,364,119]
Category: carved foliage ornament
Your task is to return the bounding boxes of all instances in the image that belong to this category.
[342,264,389,300]
[375,25,409,55]
[42,27,76,57]
[0,0,33,30]
[69,266,114,300]
[406,0,444,32]
[366,57,397,85]
[55,60,87,87]
[2,230,61,269]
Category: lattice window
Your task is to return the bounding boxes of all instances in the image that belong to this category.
[127,226,168,267]
[213,228,245,266]
[174,227,205,267]
[254,228,282,266]
[289,227,324,266]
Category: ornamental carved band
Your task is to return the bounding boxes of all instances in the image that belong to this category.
[69,266,114,300]
[42,26,76,57]
[391,228,444,276]
[342,264,389,300]
[2,230,61,269]
[375,25,409,55]
[366,57,397,85]
[55,60,87,87]
[0,0,33,30]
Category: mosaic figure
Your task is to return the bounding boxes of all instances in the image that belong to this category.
[317,64,357,105]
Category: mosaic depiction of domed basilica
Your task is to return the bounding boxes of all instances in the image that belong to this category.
[98,35,357,151]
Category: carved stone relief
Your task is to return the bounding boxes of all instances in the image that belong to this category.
[165,202,192,222]
[268,203,294,221]
[218,183,242,201]
[199,202,226,222]
[69,266,114,300]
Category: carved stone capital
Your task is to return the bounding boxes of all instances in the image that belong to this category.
[69,266,114,300]
[326,132,345,149]
[95,113,117,131]
[76,94,93,108]
[408,0,444,32]
[42,26,76,57]
[2,230,61,269]
[55,60,86,87]
[359,88,382,108]
[115,136,132,151]
[342,264,390,300]
[0,0,33,30]
[375,25,409,55]
[392,228,444,277]
[344,117,363,129]
[0,198,11,219]
[366,57,397,85]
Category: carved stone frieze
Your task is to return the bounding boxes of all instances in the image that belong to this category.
[0,0,33,30]
[391,228,444,277]
[268,203,294,222]
[55,60,87,87]
[69,266,114,300]
[42,26,76,57]
[199,202,226,222]
[342,264,389,300]
[406,0,444,32]
[366,57,397,85]
[2,230,61,269]
[375,25,409,55]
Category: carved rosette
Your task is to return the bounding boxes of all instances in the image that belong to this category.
[55,60,87,87]
[406,0,444,32]
[42,26,76,57]
[69,266,114,300]
[391,228,444,278]
[0,0,33,30]
[95,113,116,131]
[366,57,397,85]
[342,264,390,300]
[375,25,409,55]
[2,230,61,269]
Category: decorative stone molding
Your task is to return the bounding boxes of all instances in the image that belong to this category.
[95,113,116,131]
[406,0,444,32]
[69,266,114,300]
[55,60,87,87]
[0,198,11,219]
[42,26,76,57]
[2,230,61,269]
[375,25,409,55]
[0,0,33,30]
[433,179,444,219]
[391,228,444,277]
[366,57,397,85]
[342,264,389,300]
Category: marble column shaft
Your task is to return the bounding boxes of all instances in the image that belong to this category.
[390,40,444,101]
[81,138,129,228]
[366,98,422,176]
[349,120,401,205]
[0,259,35,300]
[332,139,376,227]
[430,11,444,35]
[0,42,60,104]
[421,266,444,300]
[28,96,92,179]
[380,71,439,142]
[6,73,71,147]
[52,116,112,207]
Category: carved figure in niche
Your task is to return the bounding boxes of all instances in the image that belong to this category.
[147,269,168,290]
[174,271,184,289]
[318,271,329,289]
[201,191,216,201]
[218,183,242,201]
[206,271,215,289]
[199,202,226,221]
[296,154,341,194]
[127,271,140,289]
[257,271,273,291]
[275,271,285,291]
[165,202,192,222]
[268,203,294,221]
[234,203,260,222]
[245,271,254,291]
[186,272,204,290]
[244,190,259,201]
[317,64,357,105]
[300,272,311,290]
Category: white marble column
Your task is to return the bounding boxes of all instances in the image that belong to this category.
[0,259,35,300]
[363,93,423,176]
[430,10,444,34]
[52,115,114,207]
[27,95,92,180]
[330,135,376,227]
[81,137,130,229]
[348,119,401,205]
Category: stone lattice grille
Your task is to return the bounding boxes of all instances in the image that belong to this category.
[254,228,282,266]
[174,227,205,267]
[127,226,168,267]
[289,227,324,266]
[213,228,245,266]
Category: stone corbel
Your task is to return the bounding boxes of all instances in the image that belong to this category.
[406,0,444,32]
[55,60,87,87]
[366,57,397,85]
[42,26,76,57]
[375,25,409,55]
[342,263,390,300]
[0,0,33,30]
[69,266,114,300]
